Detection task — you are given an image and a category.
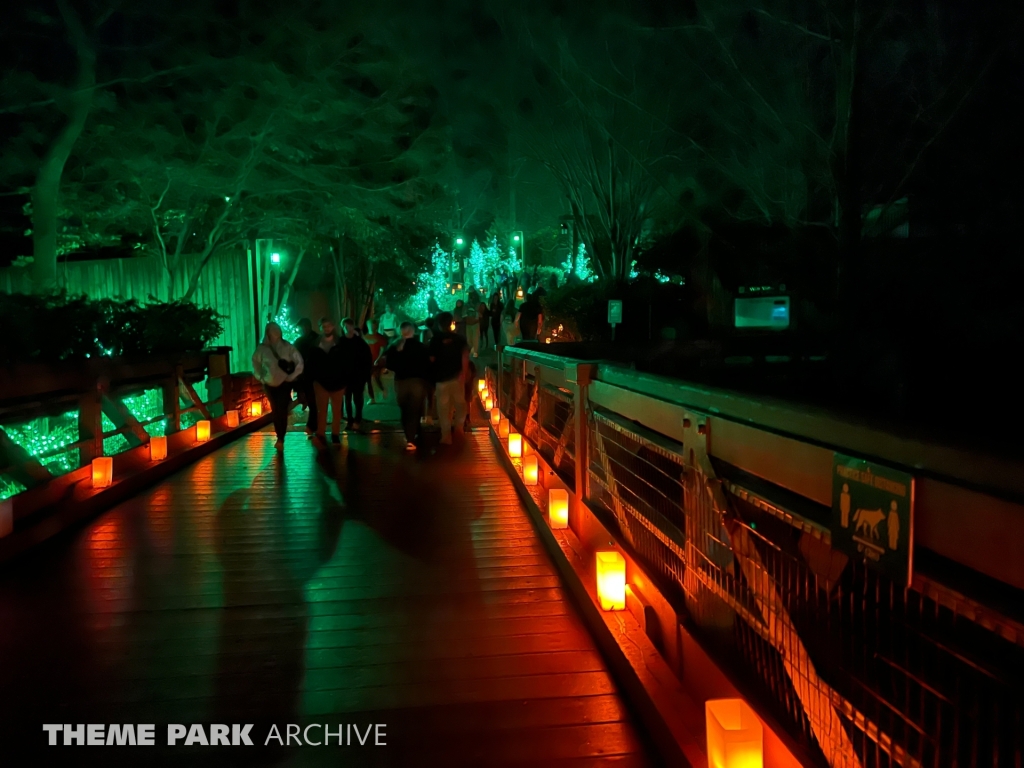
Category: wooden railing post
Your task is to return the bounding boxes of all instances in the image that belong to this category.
[163,365,182,434]
[567,362,596,515]
[78,388,103,468]
[206,350,229,418]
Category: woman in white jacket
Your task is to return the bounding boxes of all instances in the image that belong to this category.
[252,322,304,451]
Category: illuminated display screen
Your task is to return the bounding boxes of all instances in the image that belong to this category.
[734,296,790,329]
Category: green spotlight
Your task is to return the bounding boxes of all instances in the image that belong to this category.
[271,253,281,265]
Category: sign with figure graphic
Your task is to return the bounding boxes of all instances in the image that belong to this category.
[831,453,915,586]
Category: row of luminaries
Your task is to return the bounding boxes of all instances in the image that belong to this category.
[89,400,265,486]
[477,379,623,611]
[479,378,768,768]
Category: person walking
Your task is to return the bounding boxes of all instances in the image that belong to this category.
[379,322,431,450]
[311,318,346,445]
[252,322,304,452]
[428,311,470,446]
[293,317,321,436]
[453,299,467,339]
[362,318,387,402]
[465,300,481,358]
[489,291,503,350]
[501,300,520,349]
[340,318,372,431]
[378,303,399,341]
[516,292,544,341]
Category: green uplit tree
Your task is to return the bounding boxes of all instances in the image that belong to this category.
[404,242,465,319]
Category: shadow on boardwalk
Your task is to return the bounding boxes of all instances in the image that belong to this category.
[0,422,652,768]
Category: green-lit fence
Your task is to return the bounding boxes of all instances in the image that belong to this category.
[0,350,246,503]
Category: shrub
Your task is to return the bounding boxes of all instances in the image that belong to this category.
[0,292,223,365]
[540,278,692,343]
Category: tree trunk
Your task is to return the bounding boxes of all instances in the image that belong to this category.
[276,246,306,316]
[30,3,96,294]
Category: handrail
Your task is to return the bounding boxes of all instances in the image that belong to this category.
[503,345,1024,501]
[0,349,238,495]
[498,342,1024,768]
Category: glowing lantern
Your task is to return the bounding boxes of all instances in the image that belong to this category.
[490,407,501,426]
[149,436,167,461]
[596,551,626,611]
[705,699,763,768]
[478,380,486,392]
[484,397,494,411]
[225,410,240,428]
[498,418,510,438]
[196,420,211,443]
[508,432,522,457]
[548,489,569,529]
[250,400,263,417]
[92,457,113,488]
[523,454,539,486]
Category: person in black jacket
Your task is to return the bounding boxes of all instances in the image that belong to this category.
[312,318,347,445]
[293,318,321,435]
[379,322,431,450]
[339,318,372,430]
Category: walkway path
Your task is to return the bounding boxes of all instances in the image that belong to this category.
[0,397,654,767]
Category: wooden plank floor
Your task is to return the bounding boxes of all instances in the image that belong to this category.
[0,409,655,767]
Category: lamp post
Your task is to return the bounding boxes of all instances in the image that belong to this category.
[453,236,466,299]
[511,230,524,272]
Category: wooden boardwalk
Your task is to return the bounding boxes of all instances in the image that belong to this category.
[0,417,654,767]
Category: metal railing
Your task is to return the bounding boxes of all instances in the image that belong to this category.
[497,346,1024,768]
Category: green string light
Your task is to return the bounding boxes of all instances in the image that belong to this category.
[4,410,80,476]
[0,478,27,502]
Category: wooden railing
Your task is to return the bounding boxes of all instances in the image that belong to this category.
[495,345,1024,768]
[0,348,269,544]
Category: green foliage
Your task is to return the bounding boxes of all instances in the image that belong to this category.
[539,280,618,342]
[0,478,27,502]
[560,243,597,283]
[0,293,223,365]
[101,388,166,455]
[274,305,303,344]
[468,237,522,294]
[405,243,459,318]
[3,411,80,476]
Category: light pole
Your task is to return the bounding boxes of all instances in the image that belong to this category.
[511,231,524,268]
[453,236,465,300]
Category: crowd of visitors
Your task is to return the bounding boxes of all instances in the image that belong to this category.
[252,287,544,453]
